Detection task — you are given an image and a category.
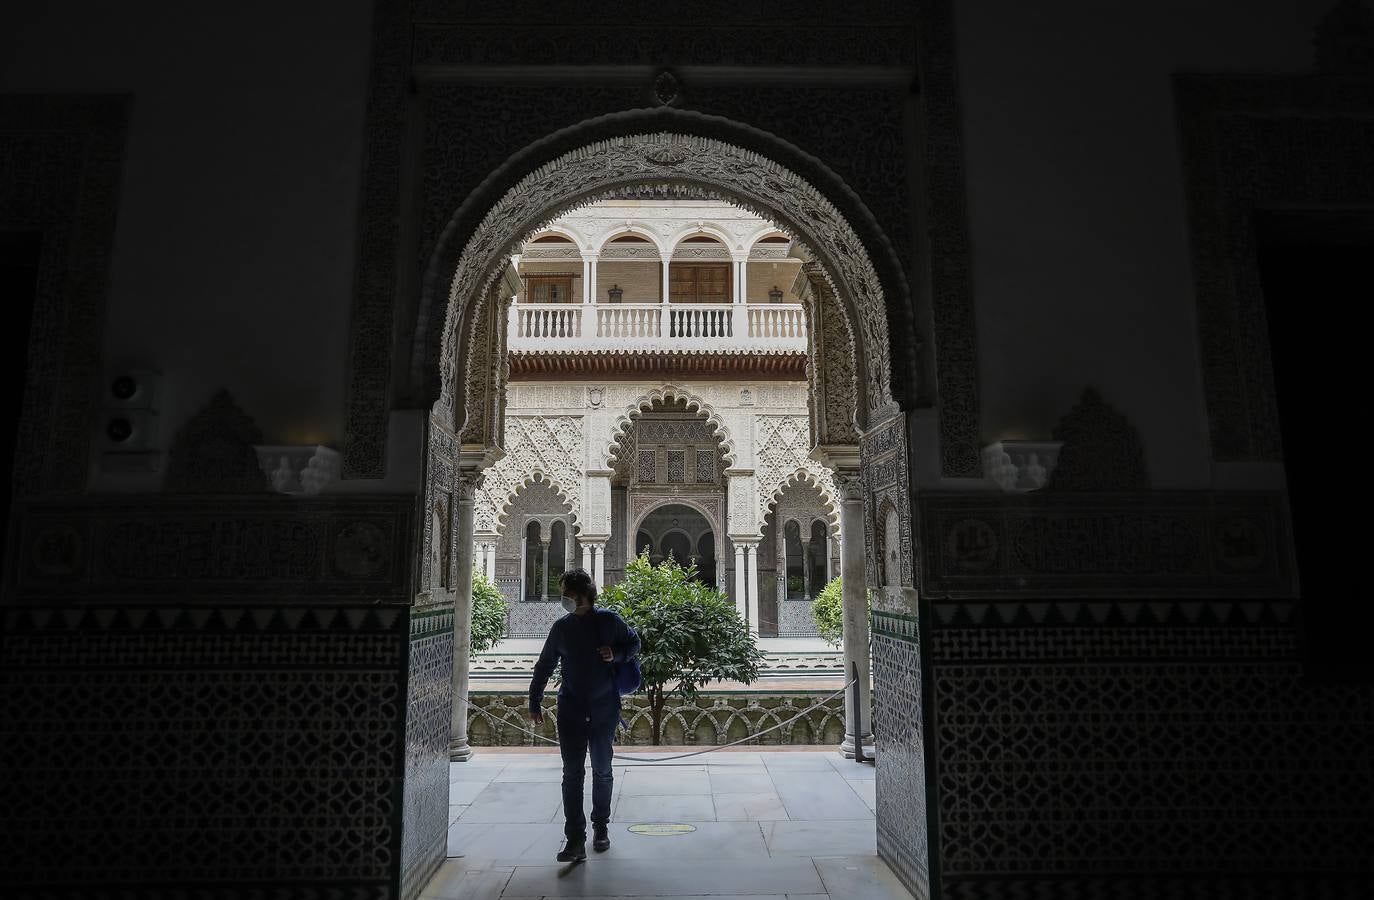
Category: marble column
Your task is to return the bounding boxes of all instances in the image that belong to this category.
[743,542,761,637]
[581,254,593,304]
[660,254,671,303]
[734,543,747,621]
[837,475,873,759]
[582,543,593,573]
[588,541,606,590]
[450,482,478,762]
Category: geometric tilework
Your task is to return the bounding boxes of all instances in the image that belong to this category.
[0,606,407,894]
[872,630,931,900]
[930,626,1374,895]
[776,598,821,637]
[399,616,453,900]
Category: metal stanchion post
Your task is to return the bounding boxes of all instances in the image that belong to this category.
[850,661,866,763]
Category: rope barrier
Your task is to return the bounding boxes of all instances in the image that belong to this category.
[455,677,857,763]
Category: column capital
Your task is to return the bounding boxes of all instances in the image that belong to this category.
[580,251,600,261]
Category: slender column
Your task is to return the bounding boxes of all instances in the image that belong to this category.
[486,543,497,579]
[581,254,592,303]
[588,253,598,304]
[590,542,606,590]
[732,257,744,303]
[660,254,671,303]
[582,542,592,573]
[744,542,761,637]
[450,481,478,762]
[540,539,550,600]
[731,252,749,339]
[734,543,747,621]
[836,473,873,758]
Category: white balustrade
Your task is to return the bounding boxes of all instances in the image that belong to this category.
[507,301,807,353]
[514,304,582,340]
[748,305,808,341]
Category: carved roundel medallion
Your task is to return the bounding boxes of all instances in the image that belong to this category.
[29,523,85,578]
[1214,515,1268,573]
[947,518,999,572]
[333,520,390,578]
[653,70,681,107]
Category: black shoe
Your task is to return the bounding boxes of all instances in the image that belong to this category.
[557,840,586,862]
[592,825,610,852]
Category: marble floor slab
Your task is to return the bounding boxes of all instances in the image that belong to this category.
[769,771,875,821]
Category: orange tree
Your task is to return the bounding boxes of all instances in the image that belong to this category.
[600,552,763,744]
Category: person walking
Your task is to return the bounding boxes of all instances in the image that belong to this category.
[528,567,640,861]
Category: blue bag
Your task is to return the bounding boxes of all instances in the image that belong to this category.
[600,611,641,696]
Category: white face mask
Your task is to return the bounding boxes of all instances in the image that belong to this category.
[560,596,578,614]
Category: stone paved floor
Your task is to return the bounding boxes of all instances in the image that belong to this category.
[423,748,910,899]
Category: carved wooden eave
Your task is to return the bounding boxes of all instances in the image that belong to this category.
[507,349,807,380]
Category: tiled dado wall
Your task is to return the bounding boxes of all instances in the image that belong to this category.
[0,496,448,900]
[916,492,1374,900]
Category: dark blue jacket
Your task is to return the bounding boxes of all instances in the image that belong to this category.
[528,608,640,716]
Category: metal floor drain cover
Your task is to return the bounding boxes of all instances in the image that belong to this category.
[627,823,696,835]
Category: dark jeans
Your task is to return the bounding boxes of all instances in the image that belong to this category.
[556,700,618,842]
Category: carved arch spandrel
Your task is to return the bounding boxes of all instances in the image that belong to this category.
[472,415,585,536]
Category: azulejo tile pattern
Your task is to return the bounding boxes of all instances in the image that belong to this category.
[1,495,419,897]
[400,607,455,900]
[872,627,930,900]
[930,624,1374,899]
[0,604,407,894]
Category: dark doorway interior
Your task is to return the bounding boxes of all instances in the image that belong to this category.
[1254,209,1374,683]
[0,231,42,534]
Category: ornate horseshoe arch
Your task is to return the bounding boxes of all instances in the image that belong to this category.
[602,384,736,471]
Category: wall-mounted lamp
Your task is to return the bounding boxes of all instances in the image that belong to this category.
[768,285,784,303]
[607,284,623,303]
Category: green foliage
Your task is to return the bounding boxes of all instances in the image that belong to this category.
[601,551,764,743]
[470,571,509,657]
[810,577,869,648]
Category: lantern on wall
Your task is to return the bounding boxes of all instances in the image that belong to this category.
[608,283,623,303]
[768,285,784,303]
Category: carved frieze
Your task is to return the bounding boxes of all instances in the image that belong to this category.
[917,491,1296,601]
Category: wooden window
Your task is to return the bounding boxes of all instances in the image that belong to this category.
[669,263,731,303]
[525,274,574,304]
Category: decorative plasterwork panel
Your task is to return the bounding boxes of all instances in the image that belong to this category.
[755,415,839,536]
[520,246,580,258]
[473,415,584,535]
[916,491,1296,602]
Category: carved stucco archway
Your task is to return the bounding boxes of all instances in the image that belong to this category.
[630,496,723,538]
[427,126,926,900]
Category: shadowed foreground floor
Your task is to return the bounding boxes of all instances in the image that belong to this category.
[425,748,909,899]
